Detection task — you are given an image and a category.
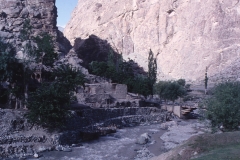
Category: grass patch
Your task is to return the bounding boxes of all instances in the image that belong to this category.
[189,131,240,153]
[192,144,240,160]
[156,131,240,160]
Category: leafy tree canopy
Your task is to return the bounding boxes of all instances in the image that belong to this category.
[154,80,187,102]
[202,82,240,132]
[148,49,157,95]
[89,51,152,96]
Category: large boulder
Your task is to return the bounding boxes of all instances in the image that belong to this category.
[136,133,151,145]
[64,0,240,83]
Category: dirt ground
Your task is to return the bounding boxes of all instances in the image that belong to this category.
[151,129,240,160]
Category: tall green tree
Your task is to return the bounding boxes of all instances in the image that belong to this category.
[27,64,86,128]
[15,19,57,108]
[205,67,208,95]
[0,39,24,105]
[148,49,157,95]
[34,32,57,67]
[154,80,187,102]
[17,19,36,108]
[0,39,18,82]
[202,82,240,131]
[18,19,35,64]
[89,50,156,96]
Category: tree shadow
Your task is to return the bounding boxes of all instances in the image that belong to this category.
[0,39,17,107]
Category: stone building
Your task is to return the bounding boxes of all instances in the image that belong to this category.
[76,82,130,108]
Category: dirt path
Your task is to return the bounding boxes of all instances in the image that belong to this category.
[150,119,211,160]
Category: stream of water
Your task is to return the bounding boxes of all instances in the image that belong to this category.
[29,123,166,160]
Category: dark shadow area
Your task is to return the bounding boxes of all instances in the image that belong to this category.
[0,39,17,107]
[73,34,146,75]
[73,35,115,68]
[56,30,72,56]
[73,35,152,96]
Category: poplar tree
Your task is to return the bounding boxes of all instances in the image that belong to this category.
[148,49,157,95]
[205,67,208,95]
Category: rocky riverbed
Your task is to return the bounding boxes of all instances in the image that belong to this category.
[0,107,173,159]
[22,119,207,160]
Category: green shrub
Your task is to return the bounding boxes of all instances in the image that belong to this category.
[154,81,168,99]
[154,80,187,102]
[203,82,240,131]
[26,65,85,129]
[26,82,72,128]
[0,39,19,82]
[131,75,151,96]
[177,79,186,86]
[34,32,57,67]
[89,61,108,77]
[52,64,86,90]
[183,95,193,102]
[148,49,157,95]
[0,39,25,104]
[89,52,152,96]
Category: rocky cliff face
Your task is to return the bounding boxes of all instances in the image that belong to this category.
[0,0,71,54]
[64,0,240,82]
[0,0,57,42]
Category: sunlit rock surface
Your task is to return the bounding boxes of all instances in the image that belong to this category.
[64,0,240,82]
[0,0,71,54]
[0,0,57,44]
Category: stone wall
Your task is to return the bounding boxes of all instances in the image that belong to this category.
[76,83,128,108]
[62,107,172,143]
[114,84,127,99]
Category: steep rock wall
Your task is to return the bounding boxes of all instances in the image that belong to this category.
[64,0,240,82]
[0,0,71,54]
[0,0,57,41]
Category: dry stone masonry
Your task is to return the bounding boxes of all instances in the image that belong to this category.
[76,82,134,108]
[64,0,240,83]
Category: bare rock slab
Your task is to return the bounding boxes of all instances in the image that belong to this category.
[64,0,240,82]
